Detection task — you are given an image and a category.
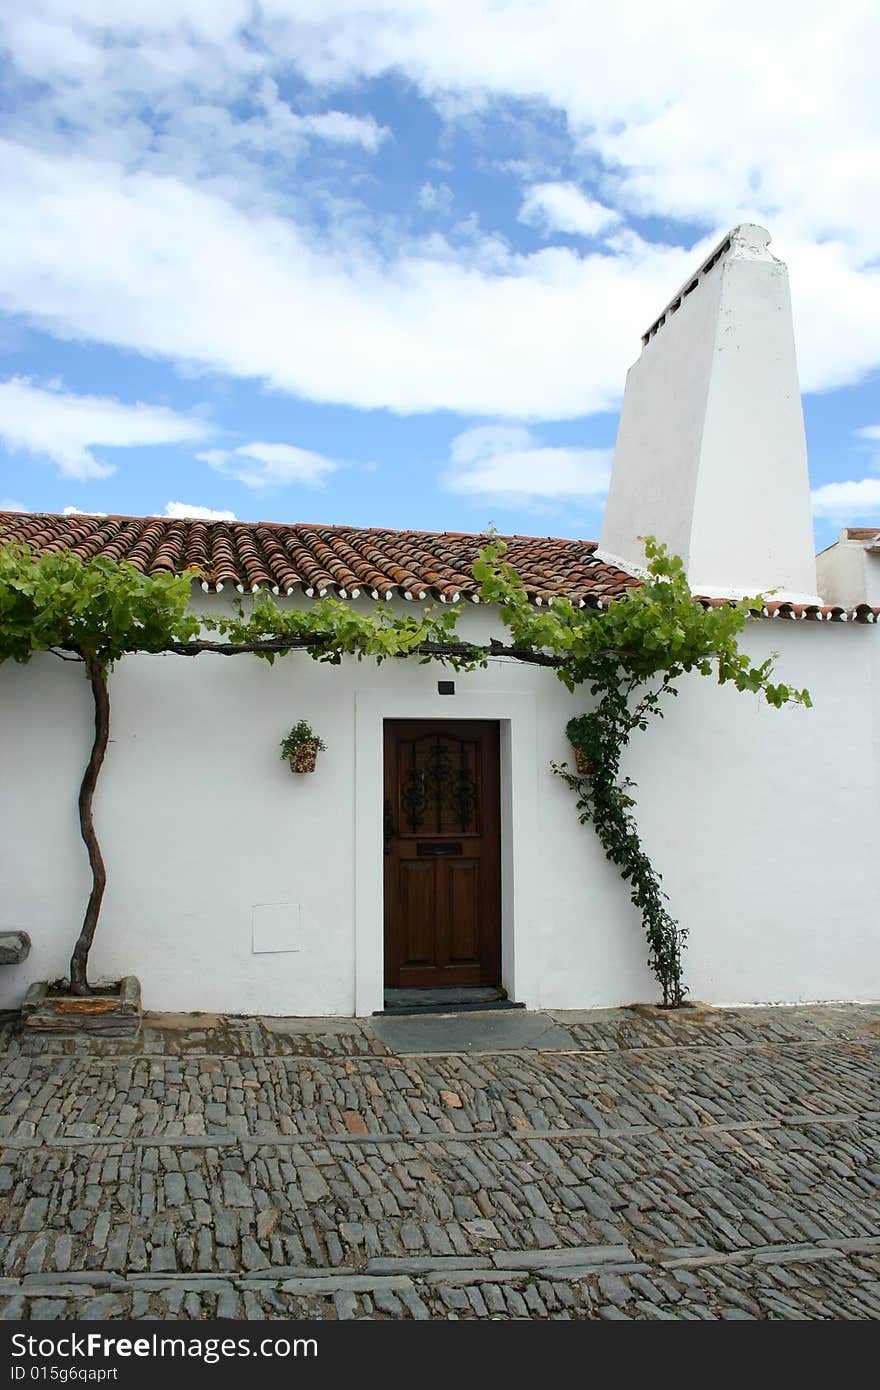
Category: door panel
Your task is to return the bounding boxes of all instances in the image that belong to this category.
[448,860,479,964]
[399,860,436,966]
[384,720,501,989]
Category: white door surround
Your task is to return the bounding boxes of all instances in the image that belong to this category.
[353,688,539,1016]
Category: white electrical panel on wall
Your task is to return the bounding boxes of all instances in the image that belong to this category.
[252,902,302,954]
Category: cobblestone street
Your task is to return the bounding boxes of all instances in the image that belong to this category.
[1,1003,879,1320]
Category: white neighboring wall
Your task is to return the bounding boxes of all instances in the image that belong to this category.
[1,592,878,1015]
[598,226,820,603]
[817,530,880,607]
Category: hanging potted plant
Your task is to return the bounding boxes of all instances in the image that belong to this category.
[280,720,327,774]
[565,714,597,776]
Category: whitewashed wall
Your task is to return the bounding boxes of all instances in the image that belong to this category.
[1,593,879,1014]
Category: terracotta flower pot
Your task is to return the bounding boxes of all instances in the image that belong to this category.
[572,747,594,775]
[289,742,319,773]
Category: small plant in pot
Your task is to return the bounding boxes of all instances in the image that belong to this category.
[280,720,327,774]
[565,714,598,776]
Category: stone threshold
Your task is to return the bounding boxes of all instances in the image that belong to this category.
[378,1000,525,1016]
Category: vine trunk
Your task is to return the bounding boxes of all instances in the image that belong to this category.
[70,655,109,995]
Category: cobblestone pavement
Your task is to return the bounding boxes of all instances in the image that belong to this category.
[1,1003,879,1320]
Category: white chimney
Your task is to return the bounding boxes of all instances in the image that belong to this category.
[597,225,820,603]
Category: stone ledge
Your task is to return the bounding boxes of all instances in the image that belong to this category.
[21,976,142,1037]
[0,932,30,965]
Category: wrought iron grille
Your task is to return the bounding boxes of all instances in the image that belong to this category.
[399,734,479,835]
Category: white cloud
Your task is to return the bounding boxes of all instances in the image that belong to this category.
[520,183,620,238]
[199,85,389,171]
[198,441,340,488]
[0,4,878,414]
[293,110,388,151]
[163,501,237,521]
[418,181,454,214]
[811,479,880,518]
[1,138,877,421]
[443,423,612,507]
[0,498,26,512]
[63,505,107,516]
[0,376,211,479]
[0,145,705,419]
[857,425,880,440]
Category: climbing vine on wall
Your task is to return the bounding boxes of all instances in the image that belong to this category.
[0,542,199,994]
[472,537,812,1007]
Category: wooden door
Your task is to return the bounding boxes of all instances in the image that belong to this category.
[384,720,501,989]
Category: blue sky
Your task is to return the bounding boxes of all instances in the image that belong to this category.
[0,2,878,554]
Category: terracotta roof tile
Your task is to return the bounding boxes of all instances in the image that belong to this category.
[2,511,879,623]
[844,527,880,543]
[0,511,637,608]
[697,596,880,622]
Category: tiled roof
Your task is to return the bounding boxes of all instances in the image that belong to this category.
[0,512,636,608]
[1,511,878,622]
[843,528,880,543]
[696,596,880,623]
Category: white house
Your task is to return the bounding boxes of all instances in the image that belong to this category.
[2,225,879,1017]
[817,528,880,609]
